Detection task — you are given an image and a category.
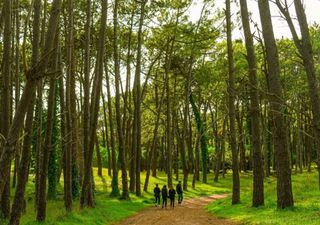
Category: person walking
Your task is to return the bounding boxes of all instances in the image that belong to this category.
[176,181,183,205]
[169,186,176,208]
[153,184,161,207]
[161,185,168,208]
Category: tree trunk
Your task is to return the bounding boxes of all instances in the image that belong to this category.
[101,93,111,176]
[105,68,119,197]
[113,0,129,200]
[133,0,146,196]
[9,90,36,225]
[81,0,108,207]
[83,0,91,185]
[258,0,294,209]
[226,0,240,204]
[0,0,62,209]
[165,44,173,188]
[37,68,58,221]
[239,0,264,207]
[0,0,12,218]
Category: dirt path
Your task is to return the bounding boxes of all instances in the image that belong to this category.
[113,194,236,225]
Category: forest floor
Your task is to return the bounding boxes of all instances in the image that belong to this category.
[208,170,320,225]
[113,194,236,225]
[3,168,320,225]
[5,169,230,225]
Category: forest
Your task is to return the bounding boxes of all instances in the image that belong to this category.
[0,0,320,224]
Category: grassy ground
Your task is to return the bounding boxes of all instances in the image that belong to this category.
[207,170,320,225]
[1,168,229,225]
[3,168,319,225]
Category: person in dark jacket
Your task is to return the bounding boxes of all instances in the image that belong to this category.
[168,186,176,208]
[176,181,183,205]
[153,184,161,207]
[161,185,168,208]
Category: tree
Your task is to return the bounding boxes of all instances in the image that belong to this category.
[258,0,294,209]
[113,0,129,200]
[226,0,240,205]
[81,0,108,207]
[276,0,320,189]
[133,0,146,197]
[239,0,264,207]
[0,0,12,218]
[0,0,62,206]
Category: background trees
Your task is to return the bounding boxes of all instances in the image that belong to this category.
[1,0,320,224]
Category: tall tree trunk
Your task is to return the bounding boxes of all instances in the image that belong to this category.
[113,0,129,200]
[239,0,264,207]
[36,65,58,221]
[133,0,146,197]
[12,0,21,190]
[30,0,42,209]
[0,0,61,210]
[81,0,108,207]
[165,44,173,188]
[63,0,75,212]
[9,95,35,225]
[35,0,47,208]
[226,0,240,204]
[0,0,12,218]
[69,0,80,200]
[128,9,136,194]
[106,68,119,197]
[83,0,91,183]
[258,0,294,209]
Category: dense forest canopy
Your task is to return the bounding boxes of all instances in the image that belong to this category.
[1,0,320,224]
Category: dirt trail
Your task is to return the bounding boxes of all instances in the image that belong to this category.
[113,194,236,225]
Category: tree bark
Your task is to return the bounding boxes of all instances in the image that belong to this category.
[258,0,294,209]
[113,0,129,200]
[239,0,264,207]
[36,67,58,221]
[0,0,12,218]
[133,0,146,197]
[101,93,111,176]
[106,68,119,197]
[9,90,36,225]
[226,0,240,204]
[0,0,62,207]
[81,0,108,207]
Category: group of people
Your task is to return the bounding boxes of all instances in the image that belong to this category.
[153,181,183,209]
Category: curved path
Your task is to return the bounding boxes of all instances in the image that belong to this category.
[113,194,236,225]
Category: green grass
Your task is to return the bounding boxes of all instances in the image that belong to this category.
[1,168,229,225]
[4,168,319,225]
[207,171,320,225]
